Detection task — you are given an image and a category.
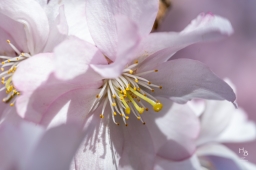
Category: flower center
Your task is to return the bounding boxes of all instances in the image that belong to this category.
[90,60,163,126]
[0,40,31,106]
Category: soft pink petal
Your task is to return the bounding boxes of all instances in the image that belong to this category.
[0,120,44,170]
[13,54,102,125]
[85,0,118,60]
[42,88,100,128]
[154,155,202,170]
[0,0,49,54]
[24,124,84,170]
[119,0,158,37]
[46,0,94,44]
[72,110,123,170]
[216,106,256,143]
[187,100,206,117]
[91,15,141,79]
[142,98,200,161]
[197,144,245,170]
[197,100,235,145]
[142,59,236,103]
[43,5,68,52]
[0,13,28,53]
[53,36,107,81]
[138,14,233,71]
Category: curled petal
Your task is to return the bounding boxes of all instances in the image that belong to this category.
[142,59,236,103]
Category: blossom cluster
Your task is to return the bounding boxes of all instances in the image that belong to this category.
[0,0,255,170]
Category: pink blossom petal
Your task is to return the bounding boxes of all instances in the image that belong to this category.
[216,105,256,143]
[197,100,235,145]
[154,155,202,170]
[43,5,69,52]
[197,144,245,170]
[46,0,94,44]
[0,13,28,53]
[138,14,233,72]
[72,110,124,170]
[42,88,100,128]
[91,15,141,79]
[0,0,49,54]
[119,0,158,37]
[24,124,84,170]
[85,0,118,60]
[13,53,102,123]
[0,120,44,170]
[142,59,236,103]
[142,98,200,161]
[53,36,107,81]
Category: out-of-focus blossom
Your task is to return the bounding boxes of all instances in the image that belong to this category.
[0,0,68,116]
[195,100,256,170]
[13,0,236,168]
[0,119,84,170]
[187,80,256,170]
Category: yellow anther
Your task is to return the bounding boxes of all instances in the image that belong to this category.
[121,113,125,117]
[133,87,137,91]
[159,86,162,89]
[129,70,133,74]
[134,60,138,64]
[137,117,141,120]
[1,81,4,84]
[10,103,14,106]
[137,88,140,91]
[112,94,116,98]
[96,94,100,98]
[155,70,158,72]
[17,92,20,95]
[129,87,163,112]
[127,93,144,114]
[123,89,127,95]
[153,102,163,112]
[135,78,138,83]
[126,86,130,91]
[100,114,104,118]
[1,68,4,71]
[21,53,25,56]
[1,77,5,81]
[113,112,117,116]
[6,40,10,44]
[112,103,116,107]
[7,59,10,63]
[125,107,130,114]
[1,62,5,65]
[16,57,19,61]
[125,116,129,120]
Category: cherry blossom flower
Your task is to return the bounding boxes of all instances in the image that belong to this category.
[13,0,236,168]
[0,0,68,114]
[187,81,256,170]
[0,119,84,170]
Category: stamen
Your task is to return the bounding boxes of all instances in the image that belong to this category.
[129,88,163,112]
[7,40,21,54]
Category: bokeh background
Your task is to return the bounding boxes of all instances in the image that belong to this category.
[159,0,256,164]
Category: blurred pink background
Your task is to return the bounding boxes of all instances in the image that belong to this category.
[159,0,256,164]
